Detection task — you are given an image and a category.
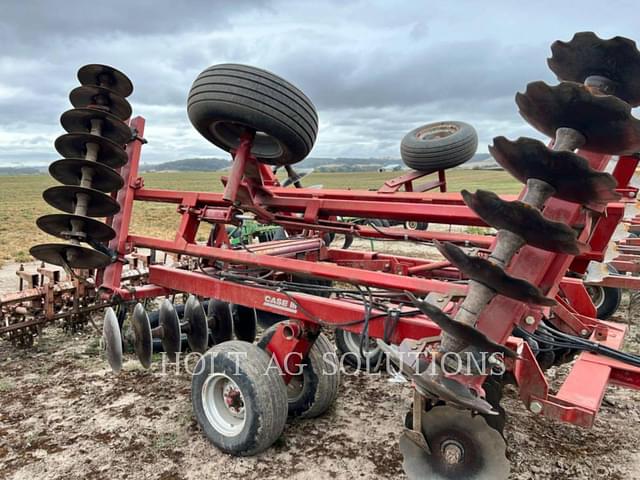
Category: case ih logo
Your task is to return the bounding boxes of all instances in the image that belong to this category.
[263,295,298,314]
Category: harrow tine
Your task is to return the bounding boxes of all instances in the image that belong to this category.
[461,189,588,255]
[103,307,123,373]
[183,295,209,353]
[434,241,556,306]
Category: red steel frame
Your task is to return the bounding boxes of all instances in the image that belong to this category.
[101,116,640,428]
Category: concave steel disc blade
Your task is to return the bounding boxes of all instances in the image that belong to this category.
[434,241,556,306]
[55,133,127,168]
[515,81,640,155]
[103,307,123,373]
[461,189,587,255]
[43,185,120,218]
[60,108,132,145]
[69,85,132,121]
[159,299,182,361]
[30,243,111,269]
[36,213,115,242]
[490,136,620,208]
[232,304,257,342]
[183,295,209,353]
[77,64,134,97]
[206,299,233,344]
[49,158,124,193]
[547,32,640,107]
[400,405,510,480]
[131,303,153,369]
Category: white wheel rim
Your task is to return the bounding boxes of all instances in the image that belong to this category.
[587,286,605,309]
[343,331,380,359]
[201,373,246,437]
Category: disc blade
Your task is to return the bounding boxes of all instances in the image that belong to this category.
[461,189,587,255]
[103,307,123,373]
[183,295,209,353]
[207,299,233,344]
[400,405,510,480]
[49,158,124,193]
[36,213,115,242]
[55,133,127,168]
[434,241,556,306]
[131,303,153,368]
[547,32,640,107]
[60,108,131,145]
[515,81,640,155]
[77,64,133,97]
[30,243,111,269]
[232,304,257,342]
[489,136,620,208]
[43,185,120,218]
[69,85,132,121]
[159,299,182,361]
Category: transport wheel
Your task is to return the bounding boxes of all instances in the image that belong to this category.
[400,405,510,479]
[192,341,288,455]
[404,221,429,231]
[586,264,622,319]
[400,121,478,172]
[335,329,384,371]
[188,64,318,165]
[258,326,340,418]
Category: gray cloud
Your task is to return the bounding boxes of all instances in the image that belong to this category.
[0,0,639,165]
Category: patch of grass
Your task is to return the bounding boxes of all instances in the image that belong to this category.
[0,378,16,392]
[465,226,493,235]
[1,169,520,263]
[152,432,179,450]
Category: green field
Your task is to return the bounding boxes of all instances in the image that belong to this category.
[1,169,520,265]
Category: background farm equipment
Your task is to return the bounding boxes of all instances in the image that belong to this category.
[2,31,640,480]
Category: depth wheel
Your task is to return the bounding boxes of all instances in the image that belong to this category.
[400,405,510,480]
[188,64,318,165]
[192,341,288,456]
[258,326,340,419]
[335,328,384,371]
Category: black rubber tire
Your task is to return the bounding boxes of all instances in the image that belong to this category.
[335,328,384,371]
[400,121,478,171]
[191,341,288,455]
[188,64,318,165]
[587,264,622,320]
[404,221,429,231]
[258,326,340,419]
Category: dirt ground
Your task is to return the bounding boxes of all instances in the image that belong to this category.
[1,258,640,480]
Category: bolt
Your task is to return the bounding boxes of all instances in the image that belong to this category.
[524,315,535,326]
[580,329,589,337]
[529,401,543,414]
[437,297,444,303]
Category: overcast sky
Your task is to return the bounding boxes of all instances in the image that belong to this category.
[1,0,638,166]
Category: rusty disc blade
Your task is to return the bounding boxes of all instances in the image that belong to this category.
[36,213,115,242]
[184,295,209,353]
[103,307,123,373]
[30,243,111,269]
[400,405,509,480]
[548,32,640,107]
[159,299,182,361]
[77,64,133,97]
[435,241,556,306]
[55,133,127,168]
[461,189,587,255]
[49,158,124,193]
[60,108,131,145]
[131,303,153,368]
[43,185,120,218]
[69,85,132,121]
[516,81,640,155]
[490,136,620,208]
